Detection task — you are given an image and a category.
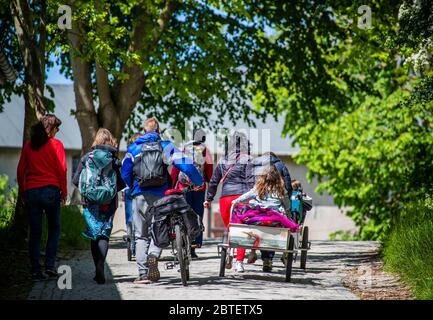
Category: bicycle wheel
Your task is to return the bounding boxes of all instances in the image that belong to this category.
[300,226,309,269]
[175,224,188,286]
[127,239,132,261]
[285,235,295,282]
[219,247,227,277]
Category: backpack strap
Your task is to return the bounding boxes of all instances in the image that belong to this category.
[220,155,240,185]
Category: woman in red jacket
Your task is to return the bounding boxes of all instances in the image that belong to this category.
[17,114,66,281]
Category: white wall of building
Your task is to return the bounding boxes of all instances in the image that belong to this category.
[0,147,79,196]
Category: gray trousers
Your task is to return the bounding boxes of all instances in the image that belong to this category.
[133,194,162,276]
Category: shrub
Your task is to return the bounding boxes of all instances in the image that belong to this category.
[41,205,88,250]
[0,175,18,231]
[382,195,433,299]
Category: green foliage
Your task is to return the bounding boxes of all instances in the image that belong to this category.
[329,230,359,241]
[0,173,87,249]
[252,1,433,240]
[0,175,18,230]
[382,195,433,299]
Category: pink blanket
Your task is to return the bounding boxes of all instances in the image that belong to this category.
[231,204,299,233]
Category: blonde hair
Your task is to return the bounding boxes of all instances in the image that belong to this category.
[255,165,285,200]
[92,128,118,148]
[143,117,160,133]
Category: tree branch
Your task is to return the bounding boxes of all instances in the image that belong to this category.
[114,1,178,120]
[151,0,176,44]
[94,0,116,125]
[67,1,99,151]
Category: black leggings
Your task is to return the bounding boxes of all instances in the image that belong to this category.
[91,237,109,281]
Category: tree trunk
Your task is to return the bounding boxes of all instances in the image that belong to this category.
[10,0,47,247]
[67,9,99,154]
[68,1,177,154]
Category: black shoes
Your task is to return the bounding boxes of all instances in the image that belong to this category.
[31,268,59,282]
[31,271,48,282]
[147,255,160,282]
[45,269,59,279]
[191,248,198,259]
[262,259,273,272]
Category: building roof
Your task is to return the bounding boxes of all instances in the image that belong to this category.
[0,84,299,155]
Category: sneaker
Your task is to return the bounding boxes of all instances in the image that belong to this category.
[235,261,245,273]
[263,259,273,272]
[45,269,59,279]
[147,255,160,282]
[247,250,258,264]
[133,275,151,284]
[31,271,48,282]
[225,255,233,269]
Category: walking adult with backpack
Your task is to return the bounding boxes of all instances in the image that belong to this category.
[170,128,213,258]
[121,117,203,284]
[17,114,66,281]
[204,131,255,273]
[73,128,125,284]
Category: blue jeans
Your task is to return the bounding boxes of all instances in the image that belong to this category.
[25,186,61,273]
[185,190,205,247]
[124,188,134,225]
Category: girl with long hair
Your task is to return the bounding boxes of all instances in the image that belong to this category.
[17,114,66,281]
[231,164,291,272]
[73,128,125,284]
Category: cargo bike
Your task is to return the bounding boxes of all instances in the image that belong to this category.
[217,189,312,282]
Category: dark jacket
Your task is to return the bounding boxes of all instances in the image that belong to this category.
[252,153,293,194]
[72,144,126,205]
[206,153,255,201]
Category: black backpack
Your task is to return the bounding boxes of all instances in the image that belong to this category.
[147,194,204,248]
[133,140,167,188]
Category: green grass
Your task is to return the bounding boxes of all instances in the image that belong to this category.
[382,197,433,299]
[0,175,88,299]
[41,205,89,250]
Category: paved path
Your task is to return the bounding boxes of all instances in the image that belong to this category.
[28,239,378,300]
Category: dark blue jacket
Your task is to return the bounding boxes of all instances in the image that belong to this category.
[121,131,203,198]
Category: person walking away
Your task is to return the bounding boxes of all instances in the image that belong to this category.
[17,114,66,281]
[121,117,203,284]
[170,128,213,258]
[247,151,294,265]
[204,131,255,273]
[73,128,125,284]
[232,164,291,272]
[123,133,141,252]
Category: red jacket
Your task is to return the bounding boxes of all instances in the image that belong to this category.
[17,138,67,200]
[170,146,213,192]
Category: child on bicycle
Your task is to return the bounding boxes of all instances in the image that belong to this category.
[231,164,293,273]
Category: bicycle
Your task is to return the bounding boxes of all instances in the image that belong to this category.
[164,211,192,286]
[162,187,202,286]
